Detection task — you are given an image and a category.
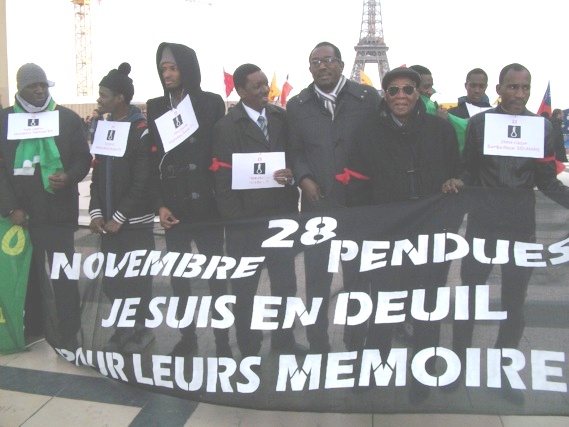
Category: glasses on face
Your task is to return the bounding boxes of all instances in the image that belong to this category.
[310,57,340,67]
[386,85,416,96]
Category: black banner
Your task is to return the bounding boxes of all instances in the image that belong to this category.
[37,187,569,414]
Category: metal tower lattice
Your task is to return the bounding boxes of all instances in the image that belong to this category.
[73,0,93,97]
[350,0,390,87]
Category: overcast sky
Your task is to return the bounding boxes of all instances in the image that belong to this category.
[6,0,568,111]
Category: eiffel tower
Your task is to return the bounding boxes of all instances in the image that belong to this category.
[350,0,390,88]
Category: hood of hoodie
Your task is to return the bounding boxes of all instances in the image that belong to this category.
[156,42,202,97]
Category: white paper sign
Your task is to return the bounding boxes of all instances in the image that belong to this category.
[155,95,199,152]
[90,121,131,157]
[465,102,493,118]
[232,152,286,189]
[483,114,544,158]
[7,111,60,140]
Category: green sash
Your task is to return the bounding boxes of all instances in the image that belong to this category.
[13,99,63,194]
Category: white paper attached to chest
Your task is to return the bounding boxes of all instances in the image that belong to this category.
[483,114,544,158]
[465,102,492,118]
[7,111,60,140]
[91,121,131,157]
[232,152,285,189]
[155,95,200,152]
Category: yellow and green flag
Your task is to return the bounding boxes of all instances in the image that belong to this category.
[0,217,32,353]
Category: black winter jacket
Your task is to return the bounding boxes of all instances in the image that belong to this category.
[89,106,155,226]
[461,106,567,192]
[147,42,225,223]
[355,99,460,204]
[0,102,91,225]
[212,102,298,219]
[288,80,380,211]
[448,99,492,119]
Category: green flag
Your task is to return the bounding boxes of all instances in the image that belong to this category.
[420,94,468,156]
[0,217,33,353]
[447,113,468,156]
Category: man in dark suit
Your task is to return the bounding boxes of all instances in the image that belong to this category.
[287,42,380,353]
[212,63,304,357]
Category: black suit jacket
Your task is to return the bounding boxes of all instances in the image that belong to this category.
[212,102,298,219]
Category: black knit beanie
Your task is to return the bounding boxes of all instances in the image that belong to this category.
[99,63,134,103]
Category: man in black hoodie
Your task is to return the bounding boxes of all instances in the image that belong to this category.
[146,43,230,357]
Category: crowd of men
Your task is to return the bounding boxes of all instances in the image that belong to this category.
[1,40,568,404]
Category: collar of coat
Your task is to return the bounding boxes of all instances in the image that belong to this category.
[229,101,285,124]
[379,96,425,132]
[494,104,531,117]
[295,79,374,106]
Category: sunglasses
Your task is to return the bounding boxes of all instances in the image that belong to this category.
[386,85,416,96]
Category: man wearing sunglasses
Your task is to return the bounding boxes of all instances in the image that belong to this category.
[287,41,380,354]
[353,66,461,402]
[359,67,460,202]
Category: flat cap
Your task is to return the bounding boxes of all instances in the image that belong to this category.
[381,67,421,91]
